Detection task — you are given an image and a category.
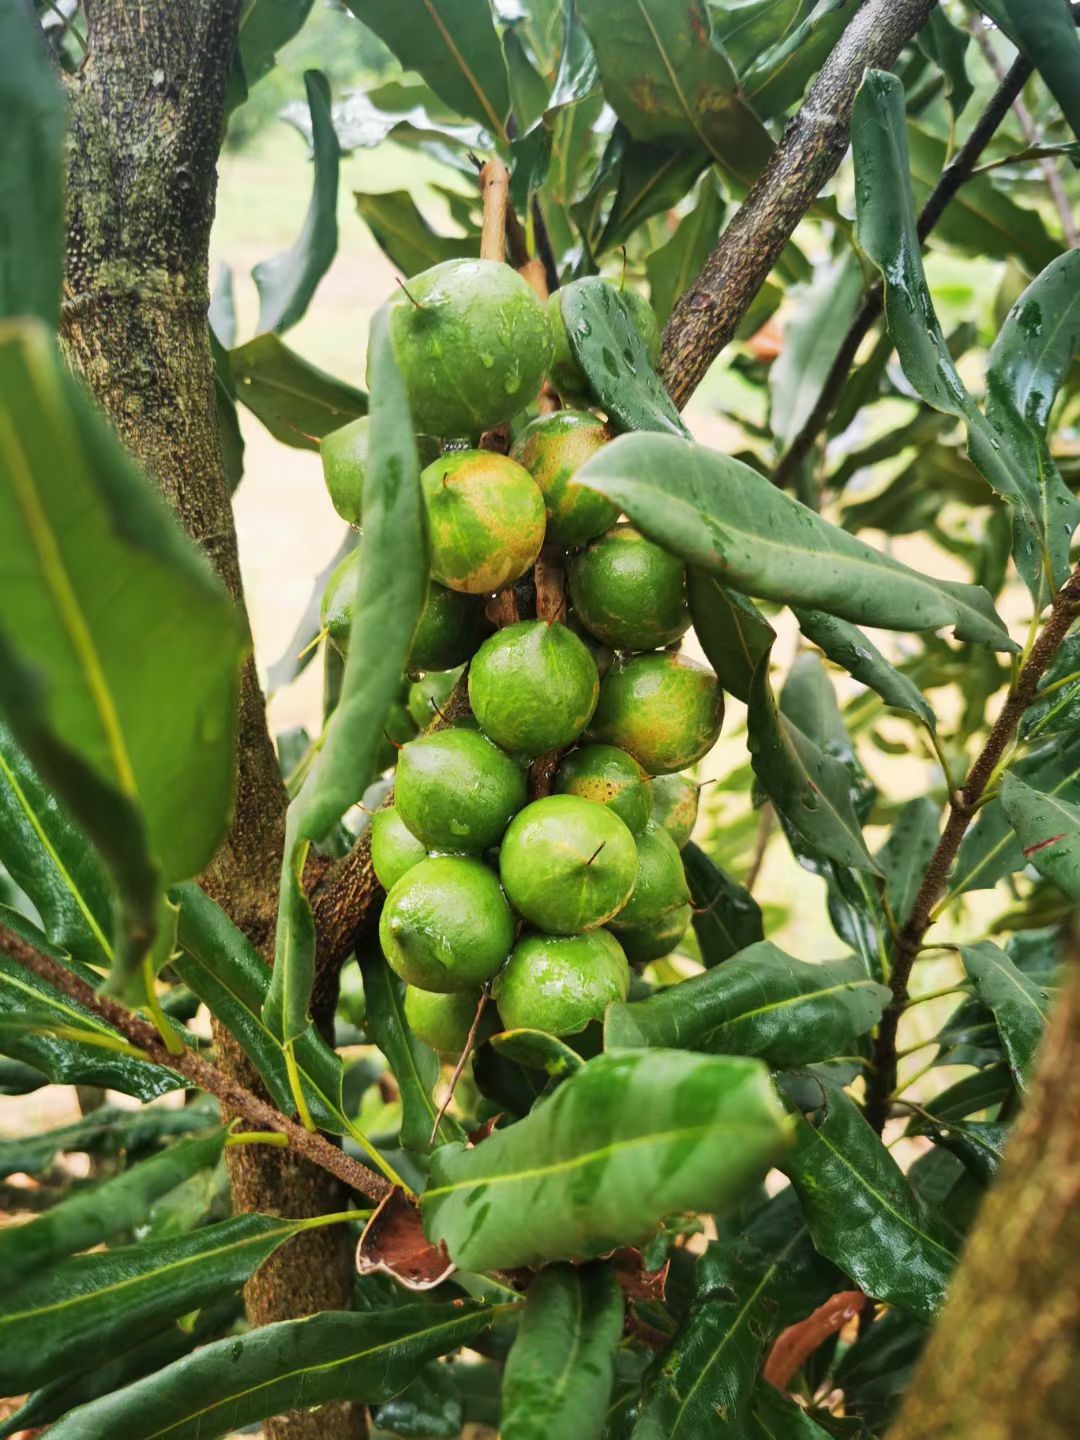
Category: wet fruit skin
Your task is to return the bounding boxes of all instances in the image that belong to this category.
[618,904,691,964]
[409,584,490,671]
[404,985,498,1055]
[406,667,462,729]
[651,773,700,848]
[609,820,689,935]
[321,419,438,526]
[421,450,546,596]
[499,794,638,934]
[555,744,652,836]
[469,620,600,756]
[493,929,630,1036]
[370,807,428,891]
[547,284,660,402]
[589,652,724,775]
[382,258,553,437]
[510,411,619,546]
[569,524,690,652]
[380,855,515,992]
[395,728,527,853]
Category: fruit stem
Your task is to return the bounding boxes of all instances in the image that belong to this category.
[395,277,423,309]
[429,992,490,1145]
[584,841,606,867]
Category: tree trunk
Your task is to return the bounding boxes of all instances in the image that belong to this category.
[888,945,1080,1439]
[60,5,361,1436]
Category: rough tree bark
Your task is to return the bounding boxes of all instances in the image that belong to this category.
[60,5,361,1436]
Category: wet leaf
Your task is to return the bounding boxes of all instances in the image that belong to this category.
[1000,771,1080,901]
[687,570,774,705]
[960,940,1051,1088]
[682,841,764,966]
[0,1102,211,1180]
[794,610,935,728]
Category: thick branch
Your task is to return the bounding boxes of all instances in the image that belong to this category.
[658,0,936,408]
[0,922,391,1203]
[773,47,1035,489]
[865,566,1080,1132]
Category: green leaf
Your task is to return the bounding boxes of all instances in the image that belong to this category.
[266,305,427,1044]
[687,570,774,705]
[832,1307,927,1437]
[253,71,340,335]
[877,797,940,929]
[575,434,1015,649]
[0,1128,225,1293]
[976,0,1080,141]
[0,1101,212,1180]
[742,0,861,120]
[917,1062,1012,1124]
[748,1385,834,1439]
[0,909,182,1101]
[359,951,464,1151]
[0,3,64,327]
[0,326,245,979]
[267,530,357,697]
[343,0,511,144]
[646,176,725,328]
[631,1188,841,1440]
[793,610,935,728]
[230,0,315,108]
[321,78,489,155]
[1020,634,1080,741]
[1000,770,1080,901]
[490,1027,586,1079]
[354,189,479,276]
[560,278,689,438]
[423,1050,789,1271]
[596,137,711,255]
[230,333,367,450]
[907,1115,1008,1185]
[770,253,864,452]
[372,1361,464,1438]
[505,26,551,133]
[683,841,764,966]
[575,0,774,189]
[606,942,889,1065]
[780,1083,957,1322]
[0,721,115,969]
[917,7,972,118]
[44,1300,498,1440]
[501,1263,624,1440]
[960,940,1051,1088]
[852,72,1079,604]
[706,0,802,75]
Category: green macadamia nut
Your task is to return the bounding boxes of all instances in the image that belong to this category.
[499,794,637,934]
[382,258,553,436]
[651,773,700,848]
[569,524,690,651]
[409,585,489,672]
[370,806,427,891]
[589,652,724,774]
[379,856,515,992]
[510,411,619,546]
[492,930,629,1036]
[421,450,546,595]
[321,419,438,526]
[618,904,691,964]
[554,744,652,835]
[404,985,498,1056]
[406,667,463,729]
[609,820,690,936]
[469,620,599,756]
[395,728,527,853]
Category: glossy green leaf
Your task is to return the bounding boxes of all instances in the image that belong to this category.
[575,434,1015,649]
[230,0,315,107]
[748,1384,834,1438]
[504,26,550,133]
[0,721,115,969]
[355,189,479,276]
[852,72,1079,604]
[780,1083,957,1321]
[1000,771,1080,901]
[373,1360,464,1438]
[832,1307,927,1438]
[576,0,773,189]
[631,1189,841,1440]
[683,841,764,966]
[917,7,972,118]
[706,0,801,75]
[794,610,935,728]
[606,942,888,1064]
[597,137,711,255]
[907,1115,1008,1185]
[44,1300,498,1440]
[961,940,1051,1088]
[267,305,427,1044]
[0,1103,211,1180]
[560,278,689,438]
[320,78,489,155]
[877,797,940,929]
[742,0,861,120]
[976,0,1080,141]
[770,254,864,452]
[230,333,367,450]
[423,1050,789,1271]
[548,0,599,112]
[344,0,511,143]
[501,1263,624,1440]
[0,1128,225,1293]
[0,3,64,327]
[918,1062,1012,1124]
[490,1027,585,1078]
[687,570,774,705]
[254,71,340,334]
[646,176,725,328]
[1019,634,1080,741]
[360,951,464,1150]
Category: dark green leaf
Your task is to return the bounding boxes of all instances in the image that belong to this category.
[0,1128,225,1292]
[548,1,600,112]
[1000,770,1080,901]
[230,333,367,450]
[45,1300,498,1440]
[360,951,464,1151]
[748,1385,835,1439]
[0,3,64,326]
[917,9,972,119]
[833,1307,928,1437]
[597,138,710,255]
[490,1027,585,1078]
[575,434,1015,649]
[505,27,551,133]
[683,841,764,966]
[780,1083,957,1321]
[423,1050,789,1271]
[918,1062,1012,1123]
[501,1263,624,1440]
[960,940,1051,1088]
[877,797,940,929]
[343,0,511,143]
[253,71,340,335]
[906,1116,1008,1184]
[770,254,864,452]
[742,0,860,120]
[646,176,725,328]
[354,190,479,276]
[373,1361,463,1438]
[794,610,935,728]
[687,571,774,705]
[976,0,1080,141]
[706,0,802,75]
[230,0,315,108]
[606,942,889,1064]
[0,1102,212,1180]
[1020,634,1080,741]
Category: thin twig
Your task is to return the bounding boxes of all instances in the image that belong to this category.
[0,922,394,1203]
[429,993,489,1144]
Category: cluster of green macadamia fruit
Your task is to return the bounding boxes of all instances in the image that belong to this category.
[317,257,723,1056]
